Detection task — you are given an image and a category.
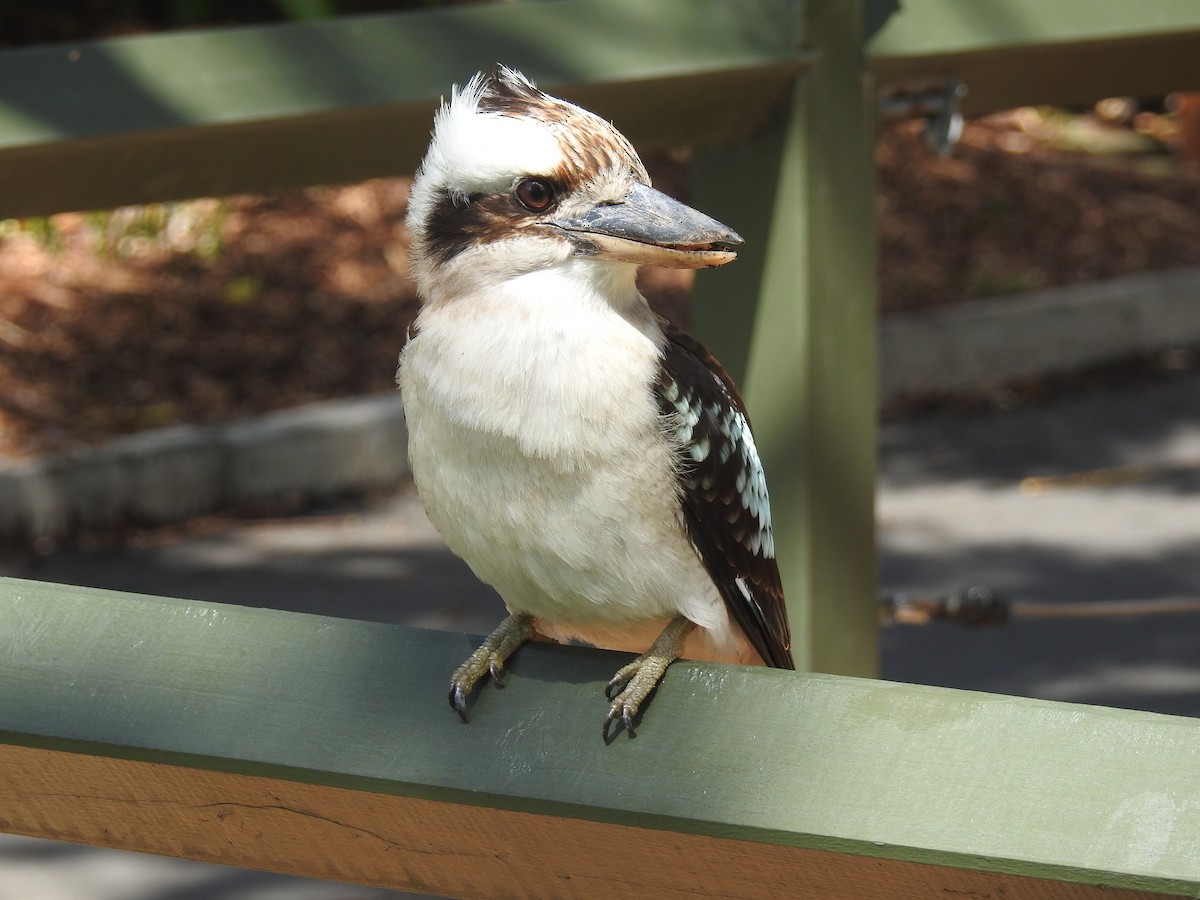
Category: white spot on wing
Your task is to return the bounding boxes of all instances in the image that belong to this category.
[735,576,753,604]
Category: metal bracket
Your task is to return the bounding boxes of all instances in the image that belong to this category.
[879,77,967,156]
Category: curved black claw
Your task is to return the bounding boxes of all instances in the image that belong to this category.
[488,659,507,688]
[449,684,471,722]
[605,670,632,700]
[602,703,637,743]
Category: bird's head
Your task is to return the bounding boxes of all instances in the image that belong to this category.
[406,65,743,301]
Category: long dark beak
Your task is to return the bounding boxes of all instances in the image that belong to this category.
[550,182,743,269]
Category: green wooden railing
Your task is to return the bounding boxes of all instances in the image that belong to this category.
[3,578,1199,897]
[2,1,1200,895]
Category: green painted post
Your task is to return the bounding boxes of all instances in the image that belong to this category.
[690,0,877,677]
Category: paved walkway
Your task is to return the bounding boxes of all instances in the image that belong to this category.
[879,369,1200,717]
[2,370,1198,898]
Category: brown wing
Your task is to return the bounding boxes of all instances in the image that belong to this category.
[655,318,794,669]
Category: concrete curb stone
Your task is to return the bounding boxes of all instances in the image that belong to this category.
[0,394,407,541]
[881,266,1200,402]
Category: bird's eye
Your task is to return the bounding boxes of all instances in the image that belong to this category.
[515,178,555,212]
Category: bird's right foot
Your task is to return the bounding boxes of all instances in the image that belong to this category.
[449,612,536,721]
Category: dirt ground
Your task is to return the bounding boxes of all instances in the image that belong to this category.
[2,109,1200,458]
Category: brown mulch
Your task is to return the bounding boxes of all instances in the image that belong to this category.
[2,113,1200,458]
[0,181,419,457]
[880,113,1200,311]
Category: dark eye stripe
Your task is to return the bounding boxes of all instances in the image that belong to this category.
[419,185,555,266]
[420,188,484,265]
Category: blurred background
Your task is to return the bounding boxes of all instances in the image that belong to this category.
[1,2,1199,897]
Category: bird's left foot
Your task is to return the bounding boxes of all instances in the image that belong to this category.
[603,616,692,741]
[449,612,536,721]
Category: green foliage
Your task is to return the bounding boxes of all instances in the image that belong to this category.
[0,200,225,262]
[965,266,1038,299]
[0,0,430,47]
[164,0,339,25]
[271,0,339,20]
[0,216,65,253]
[223,273,263,305]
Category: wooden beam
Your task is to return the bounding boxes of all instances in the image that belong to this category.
[869,0,1200,115]
[0,0,809,218]
[5,0,1200,218]
[691,0,878,677]
[2,576,1198,897]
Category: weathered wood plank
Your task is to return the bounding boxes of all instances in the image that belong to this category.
[869,0,1200,115]
[0,0,808,218]
[1,576,1198,896]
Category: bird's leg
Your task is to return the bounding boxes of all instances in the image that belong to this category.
[604,616,693,740]
[449,612,536,722]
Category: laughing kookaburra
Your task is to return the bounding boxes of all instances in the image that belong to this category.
[398,66,793,740]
